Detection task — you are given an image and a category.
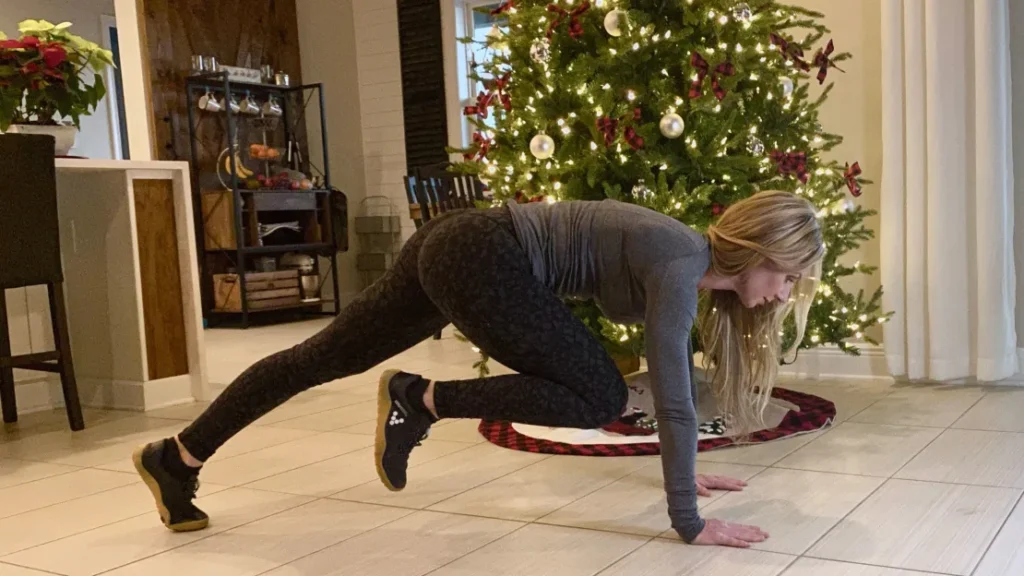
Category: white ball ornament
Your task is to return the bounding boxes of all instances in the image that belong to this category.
[530,131,556,160]
[779,76,795,98]
[659,113,685,139]
[604,9,627,37]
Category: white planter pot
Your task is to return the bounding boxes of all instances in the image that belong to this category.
[6,124,79,156]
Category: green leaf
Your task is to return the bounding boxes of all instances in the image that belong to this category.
[17,19,55,34]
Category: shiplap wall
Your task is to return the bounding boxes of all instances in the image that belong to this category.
[354,1,414,240]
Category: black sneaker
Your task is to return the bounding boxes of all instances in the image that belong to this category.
[375,370,433,491]
[132,439,209,532]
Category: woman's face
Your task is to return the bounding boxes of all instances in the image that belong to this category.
[736,263,801,308]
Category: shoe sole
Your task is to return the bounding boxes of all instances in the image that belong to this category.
[132,445,209,533]
[374,369,402,492]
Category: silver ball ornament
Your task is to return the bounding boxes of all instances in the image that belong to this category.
[746,136,765,156]
[732,3,753,23]
[530,38,551,64]
[530,132,556,160]
[604,9,627,37]
[780,76,795,98]
[631,179,653,201]
[658,113,685,139]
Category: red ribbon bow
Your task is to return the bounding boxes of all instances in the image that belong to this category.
[463,72,512,118]
[596,116,619,147]
[689,53,736,101]
[770,150,809,184]
[492,72,512,111]
[770,33,811,71]
[463,91,493,119]
[490,1,514,15]
[624,126,645,150]
[844,162,862,197]
[463,132,492,161]
[813,39,845,84]
[546,1,590,39]
[515,191,547,203]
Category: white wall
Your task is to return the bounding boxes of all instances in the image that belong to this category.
[296,0,410,303]
[0,0,118,159]
[793,0,884,342]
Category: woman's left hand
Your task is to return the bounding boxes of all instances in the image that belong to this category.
[696,474,748,497]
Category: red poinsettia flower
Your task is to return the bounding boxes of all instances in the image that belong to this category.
[20,35,40,48]
[0,39,28,50]
[41,44,67,67]
[20,62,40,75]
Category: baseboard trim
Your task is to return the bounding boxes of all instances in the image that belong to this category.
[13,374,197,414]
[12,376,65,415]
[778,344,890,380]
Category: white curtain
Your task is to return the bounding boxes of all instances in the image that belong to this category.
[880,0,1017,381]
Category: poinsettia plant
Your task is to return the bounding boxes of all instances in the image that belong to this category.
[0,19,115,131]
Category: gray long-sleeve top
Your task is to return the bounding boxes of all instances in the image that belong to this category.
[507,198,710,542]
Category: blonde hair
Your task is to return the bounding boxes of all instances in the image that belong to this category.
[698,190,824,433]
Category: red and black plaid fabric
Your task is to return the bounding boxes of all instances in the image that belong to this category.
[477,387,836,457]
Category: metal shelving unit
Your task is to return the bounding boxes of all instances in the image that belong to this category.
[185,71,341,328]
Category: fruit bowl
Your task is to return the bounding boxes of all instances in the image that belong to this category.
[248,144,284,162]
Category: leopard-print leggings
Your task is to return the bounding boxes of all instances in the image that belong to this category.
[179,207,628,462]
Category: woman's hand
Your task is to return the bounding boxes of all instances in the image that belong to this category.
[695,474,747,497]
[692,518,769,548]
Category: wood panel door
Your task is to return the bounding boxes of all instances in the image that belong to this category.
[140,0,304,161]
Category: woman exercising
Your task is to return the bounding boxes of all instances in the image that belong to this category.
[133,189,823,548]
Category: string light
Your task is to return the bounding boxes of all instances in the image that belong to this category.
[627,90,637,101]
[591,142,598,151]
[632,42,640,51]
[719,15,729,24]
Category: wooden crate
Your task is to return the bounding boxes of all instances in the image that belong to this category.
[213,270,301,312]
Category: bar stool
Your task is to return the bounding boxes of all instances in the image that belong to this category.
[0,134,85,431]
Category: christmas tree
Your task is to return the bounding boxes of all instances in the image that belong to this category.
[454,0,887,367]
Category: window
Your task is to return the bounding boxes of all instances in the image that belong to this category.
[457,1,508,146]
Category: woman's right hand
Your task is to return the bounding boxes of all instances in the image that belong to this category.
[692,518,769,548]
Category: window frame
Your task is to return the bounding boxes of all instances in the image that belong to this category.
[456,0,506,147]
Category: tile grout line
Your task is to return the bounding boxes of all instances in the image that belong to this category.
[0,559,69,576]
[889,392,988,480]
[91,495,336,576]
[967,489,1024,576]
[0,462,92,492]
[530,457,665,527]
[794,394,996,571]
[798,552,963,576]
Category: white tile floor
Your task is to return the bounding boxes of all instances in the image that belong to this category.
[1,318,1023,575]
